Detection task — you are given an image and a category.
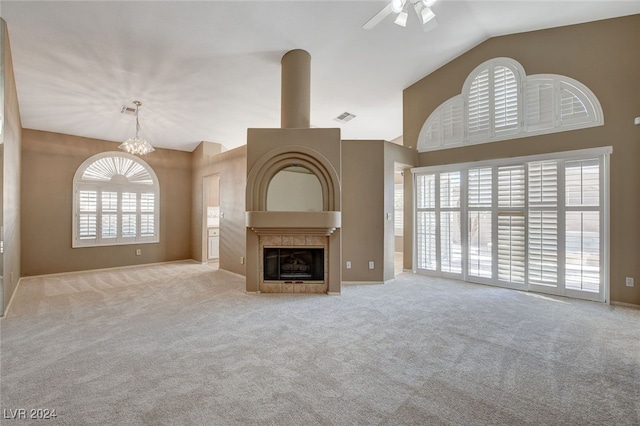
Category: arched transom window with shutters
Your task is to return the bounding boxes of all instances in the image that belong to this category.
[73,152,160,247]
[418,57,604,152]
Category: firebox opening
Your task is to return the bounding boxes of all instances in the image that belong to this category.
[264,247,324,281]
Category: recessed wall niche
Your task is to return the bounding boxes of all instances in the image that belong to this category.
[266,165,323,212]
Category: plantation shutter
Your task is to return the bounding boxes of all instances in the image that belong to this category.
[441,98,464,146]
[468,167,493,278]
[559,83,589,126]
[468,69,491,140]
[416,174,437,271]
[440,172,462,274]
[525,78,555,131]
[493,65,519,134]
[528,161,558,286]
[78,190,98,240]
[565,159,600,292]
[121,192,138,238]
[497,165,525,283]
[101,191,118,239]
[140,193,156,237]
[423,115,441,149]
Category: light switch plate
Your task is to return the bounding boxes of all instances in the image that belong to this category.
[626,277,634,287]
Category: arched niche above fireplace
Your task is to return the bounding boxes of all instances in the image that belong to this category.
[246,145,340,212]
[266,165,323,212]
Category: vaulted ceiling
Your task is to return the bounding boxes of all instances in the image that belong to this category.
[2,1,638,152]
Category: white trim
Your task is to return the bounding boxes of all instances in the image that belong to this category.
[412,146,612,175]
[417,58,604,153]
[341,281,384,285]
[72,152,160,248]
[412,148,610,303]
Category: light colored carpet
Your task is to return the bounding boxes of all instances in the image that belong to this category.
[1,261,639,425]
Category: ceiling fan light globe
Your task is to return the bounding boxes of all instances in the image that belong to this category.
[420,6,436,24]
[394,11,408,27]
[391,0,405,14]
[422,0,437,7]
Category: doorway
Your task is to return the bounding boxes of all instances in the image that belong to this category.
[394,165,407,276]
[203,174,220,263]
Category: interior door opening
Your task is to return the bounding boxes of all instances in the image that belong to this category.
[203,174,220,263]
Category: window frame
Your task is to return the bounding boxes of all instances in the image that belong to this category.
[411,146,611,303]
[417,58,604,152]
[72,152,160,248]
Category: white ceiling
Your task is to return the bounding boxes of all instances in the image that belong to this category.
[2,1,638,152]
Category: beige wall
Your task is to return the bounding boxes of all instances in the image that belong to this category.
[192,143,247,276]
[341,140,416,283]
[342,140,385,282]
[2,19,22,315]
[21,130,192,276]
[403,15,640,305]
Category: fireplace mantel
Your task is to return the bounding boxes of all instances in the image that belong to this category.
[246,211,341,236]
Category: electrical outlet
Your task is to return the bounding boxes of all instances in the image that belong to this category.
[136,249,141,256]
[625,277,634,287]
[346,261,352,269]
[240,256,245,265]
[369,261,374,270]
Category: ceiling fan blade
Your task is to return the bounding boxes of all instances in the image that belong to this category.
[362,3,393,30]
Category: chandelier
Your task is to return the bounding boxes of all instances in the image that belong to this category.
[119,101,155,155]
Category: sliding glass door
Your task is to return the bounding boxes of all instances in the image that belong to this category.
[413,147,609,302]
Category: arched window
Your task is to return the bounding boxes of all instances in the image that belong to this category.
[72,152,159,247]
[418,58,603,152]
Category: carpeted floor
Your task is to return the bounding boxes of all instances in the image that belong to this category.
[1,261,639,425]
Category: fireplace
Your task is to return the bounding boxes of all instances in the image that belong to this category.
[245,49,342,294]
[264,247,324,281]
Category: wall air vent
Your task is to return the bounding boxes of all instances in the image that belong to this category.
[334,112,356,123]
[121,105,137,115]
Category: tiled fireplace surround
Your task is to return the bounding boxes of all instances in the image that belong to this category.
[258,234,328,293]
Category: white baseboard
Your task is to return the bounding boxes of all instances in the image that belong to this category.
[327,291,341,295]
[342,281,384,286]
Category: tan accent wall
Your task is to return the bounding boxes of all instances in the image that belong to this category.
[2,19,22,315]
[192,143,247,276]
[342,140,385,282]
[341,140,416,283]
[21,130,192,276]
[403,15,640,305]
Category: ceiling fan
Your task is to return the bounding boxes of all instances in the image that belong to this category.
[363,0,438,32]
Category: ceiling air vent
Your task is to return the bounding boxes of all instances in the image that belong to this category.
[121,105,137,115]
[334,112,356,123]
